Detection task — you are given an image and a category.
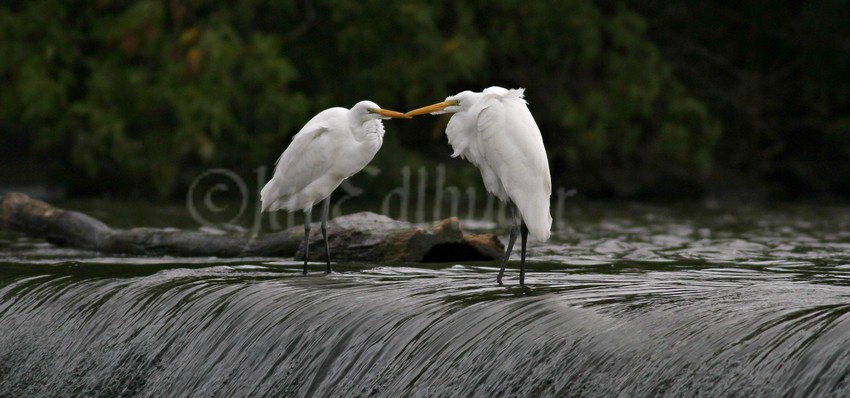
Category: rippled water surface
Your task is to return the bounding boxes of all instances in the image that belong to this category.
[2,202,850,397]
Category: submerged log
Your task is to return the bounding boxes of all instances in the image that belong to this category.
[0,192,503,262]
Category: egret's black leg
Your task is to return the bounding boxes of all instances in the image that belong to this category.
[321,195,332,274]
[498,203,519,285]
[303,208,311,275]
[520,221,529,286]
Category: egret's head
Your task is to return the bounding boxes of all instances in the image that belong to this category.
[352,100,411,121]
[405,91,477,116]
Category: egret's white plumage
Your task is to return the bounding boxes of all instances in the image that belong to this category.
[450,87,551,241]
[260,100,408,273]
[407,86,552,285]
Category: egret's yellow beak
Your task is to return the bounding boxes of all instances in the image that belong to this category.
[369,108,412,119]
[405,100,459,116]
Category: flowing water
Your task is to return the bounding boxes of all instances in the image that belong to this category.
[2,202,850,397]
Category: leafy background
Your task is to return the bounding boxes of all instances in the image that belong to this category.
[1,1,848,201]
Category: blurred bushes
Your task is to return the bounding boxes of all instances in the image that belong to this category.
[471,2,721,197]
[1,0,308,196]
[0,1,846,199]
[630,1,850,198]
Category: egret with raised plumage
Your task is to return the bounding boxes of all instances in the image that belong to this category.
[407,87,552,286]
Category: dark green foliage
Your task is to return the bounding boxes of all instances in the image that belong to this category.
[0,1,846,199]
[631,1,850,197]
[1,0,308,197]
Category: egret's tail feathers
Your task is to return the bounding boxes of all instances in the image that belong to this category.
[261,181,310,213]
[259,182,276,212]
[515,194,552,242]
[260,179,293,213]
[523,210,552,242]
[261,197,288,213]
[261,200,280,213]
[261,194,298,213]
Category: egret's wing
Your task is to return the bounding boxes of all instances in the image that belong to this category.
[260,120,335,211]
[476,89,552,240]
[276,124,335,188]
[445,106,509,200]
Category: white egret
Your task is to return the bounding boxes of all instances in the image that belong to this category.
[260,101,410,274]
[407,87,551,286]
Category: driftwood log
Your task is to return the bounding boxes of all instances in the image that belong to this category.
[0,192,504,262]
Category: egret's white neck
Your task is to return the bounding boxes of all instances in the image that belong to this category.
[351,119,384,142]
[349,116,385,143]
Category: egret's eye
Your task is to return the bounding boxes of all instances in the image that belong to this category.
[448,100,460,106]
[367,108,379,114]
